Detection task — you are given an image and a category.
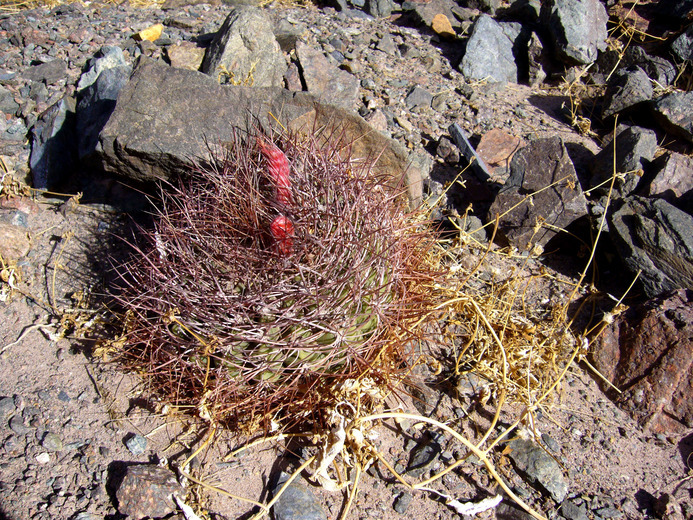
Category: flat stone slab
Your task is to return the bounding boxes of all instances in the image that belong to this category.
[97,58,422,204]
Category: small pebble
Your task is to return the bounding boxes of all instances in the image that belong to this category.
[393,491,413,514]
[0,397,16,416]
[124,433,147,455]
[541,433,560,452]
[41,432,64,452]
[36,452,50,464]
[9,415,30,435]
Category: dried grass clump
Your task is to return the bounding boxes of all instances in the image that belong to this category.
[109,129,440,431]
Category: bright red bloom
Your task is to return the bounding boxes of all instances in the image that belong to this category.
[258,138,292,206]
[270,215,294,256]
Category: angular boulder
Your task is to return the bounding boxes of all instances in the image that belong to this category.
[608,196,693,298]
[601,66,653,119]
[201,6,287,88]
[589,126,657,197]
[651,91,693,144]
[97,59,422,204]
[671,23,693,61]
[295,41,360,110]
[459,15,518,84]
[543,0,608,65]
[591,289,693,433]
[488,137,588,251]
[646,152,693,204]
[29,95,77,190]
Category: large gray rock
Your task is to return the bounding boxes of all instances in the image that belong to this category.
[488,137,588,251]
[201,7,287,88]
[601,66,653,119]
[651,91,693,144]
[589,126,657,197]
[543,0,608,65]
[459,15,517,84]
[295,41,360,110]
[608,197,693,298]
[97,59,422,204]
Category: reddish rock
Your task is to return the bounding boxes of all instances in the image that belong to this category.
[476,128,524,172]
[0,223,30,262]
[0,197,39,215]
[591,289,693,433]
[116,464,183,519]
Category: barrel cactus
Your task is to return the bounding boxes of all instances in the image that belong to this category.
[111,129,439,431]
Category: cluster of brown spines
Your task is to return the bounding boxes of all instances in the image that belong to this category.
[112,131,438,430]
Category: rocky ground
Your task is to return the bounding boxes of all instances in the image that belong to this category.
[0,0,692,519]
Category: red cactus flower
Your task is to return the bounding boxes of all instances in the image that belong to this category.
[270,215,294,256]
[258,137,292,206]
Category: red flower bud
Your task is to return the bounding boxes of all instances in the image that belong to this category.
[258,138,292,206]
[270,215,294,256]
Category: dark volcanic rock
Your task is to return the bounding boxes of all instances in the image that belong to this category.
[589,126,657,197]
[623,46,677,87]
[0,85,19,115]
[406,432,443,478]
[488,136,588,251]
[671,24,693,62]
[459,15,517,84]
[607,196,693,298]
[506,438,568,502]
[295,41,360,110]
[591,289,693,433]
[651,91,693,144]
[646,152,693,204]
[76,65,131,164]
[29,95,77,190]
[201,6,287,88]
[97,59,421,203]
[115,464,182,519]
[543,0,608,65]
[655,0,693,19]
[405,86,433,110]
[601,66,653,120]
[272,472,326,520]
[448,122,493,182]
[22,59,68,85]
